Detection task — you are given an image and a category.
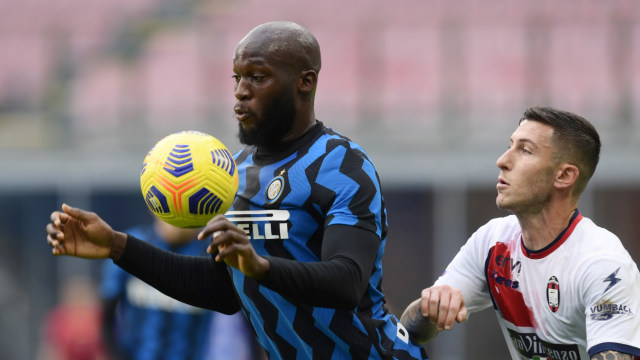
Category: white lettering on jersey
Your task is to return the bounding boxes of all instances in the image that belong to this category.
[226,210,289,222]
[226,210,290,240]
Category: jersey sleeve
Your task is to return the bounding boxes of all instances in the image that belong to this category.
[434,220,498,314]
[260,224,378,309]
[579,252,640,357]
[317,143,384,237]
[115,234,241,314]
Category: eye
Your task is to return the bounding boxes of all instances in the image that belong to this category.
[232,74,240,83]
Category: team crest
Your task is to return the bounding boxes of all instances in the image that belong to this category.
[547,276,560,313]
[266,174,284,204]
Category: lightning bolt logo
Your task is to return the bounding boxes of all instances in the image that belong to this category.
[603,267,621,294]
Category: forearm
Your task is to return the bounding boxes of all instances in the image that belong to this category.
[400,299,440,344]
[261,255,365,309]
[115,234,241,314]
[260,225,378,310]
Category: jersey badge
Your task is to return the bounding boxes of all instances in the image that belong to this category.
[266,170,285,204]
[546,276,560,313]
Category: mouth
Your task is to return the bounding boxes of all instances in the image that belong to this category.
[234,105,250,121]
[497,176,509,189]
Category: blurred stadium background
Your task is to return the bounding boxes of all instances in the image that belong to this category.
[1,0,639,359]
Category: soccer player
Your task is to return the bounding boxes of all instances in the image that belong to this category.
[101,217,256,360]
[46,21,429,359]
[400,106,640,359]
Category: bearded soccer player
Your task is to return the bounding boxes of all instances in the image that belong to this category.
[46,21,428,359]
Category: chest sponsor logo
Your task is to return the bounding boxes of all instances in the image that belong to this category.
[490,270,520,289]
[507,329,579,360]
[490,251,521,290]
[495,254,522,275]
[225,210,290,240]
[590,301,634,321]
[487,243,533,327]
[547,276,560,313]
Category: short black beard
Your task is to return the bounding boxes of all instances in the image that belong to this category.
[238,90,297,148]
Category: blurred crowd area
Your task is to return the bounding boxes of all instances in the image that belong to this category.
[1,1,639,359]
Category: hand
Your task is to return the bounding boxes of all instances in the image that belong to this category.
[46,203,121,259]
[198,214,270,279]
[420,284,468,331]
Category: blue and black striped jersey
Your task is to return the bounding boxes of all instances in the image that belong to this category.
[101,225,213,360]
[227,121,429,359]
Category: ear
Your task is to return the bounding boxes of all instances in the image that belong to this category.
[554,164,579,190]
[297,70,317,94]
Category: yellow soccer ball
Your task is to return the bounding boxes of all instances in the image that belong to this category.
[140,131,239,228]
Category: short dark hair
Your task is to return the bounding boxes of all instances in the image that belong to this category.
[520,106,601,195]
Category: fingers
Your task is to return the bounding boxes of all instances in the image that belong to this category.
[50,210,67,228]
[420,285,466,332]
[441,290,462,330]
[46,225,65,256]
[211,229,248,261]
[47,212,65,247]
[199,215,246,243]
[198,215,230,240]
[62,203,93,224]
[47,206,75,254]
[456,305,468,323]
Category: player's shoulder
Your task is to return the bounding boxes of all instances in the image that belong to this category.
[573,216,627,254]
[563,216,639,282]
[464,214,521,251]
[476,214,521,238]
[316,123,375,166]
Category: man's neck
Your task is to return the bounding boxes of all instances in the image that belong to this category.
[518,206,578,251]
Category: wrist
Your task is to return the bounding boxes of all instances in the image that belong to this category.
[253,256,271,281]
[109,231,128,261]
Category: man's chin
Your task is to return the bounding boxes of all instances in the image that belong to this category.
[237,128,261,146]
[496,198,512,211]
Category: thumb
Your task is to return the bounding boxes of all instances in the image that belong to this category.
[61,203,91,223]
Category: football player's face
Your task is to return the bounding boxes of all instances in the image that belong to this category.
[495,120,557,214]
[232,45,296,147]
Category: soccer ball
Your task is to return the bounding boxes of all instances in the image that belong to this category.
[140,131,239,228]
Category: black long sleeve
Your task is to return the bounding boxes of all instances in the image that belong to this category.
[114,235,241,314]
[259,224,379,310]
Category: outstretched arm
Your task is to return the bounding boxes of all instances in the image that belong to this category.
[115,235,241,314]
[46,204,241,314]
[400,285,468,344]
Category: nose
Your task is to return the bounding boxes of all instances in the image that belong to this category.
[496,148,510,171]
[234,78,250,100]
